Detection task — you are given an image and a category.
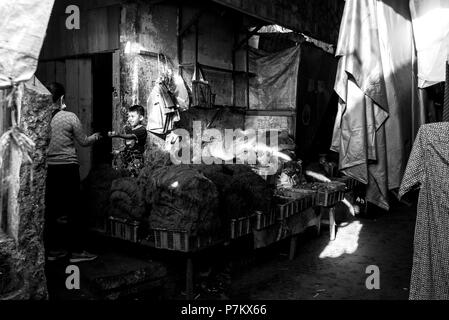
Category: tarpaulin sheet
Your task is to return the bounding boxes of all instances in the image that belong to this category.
[410,0,449,88]
[249,45,300,110]
[331,0,422,210]
[0,0,54,88]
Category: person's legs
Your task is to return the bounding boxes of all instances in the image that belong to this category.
[44,165,67,258]
[64,164,97,262]
[64,164,81,253]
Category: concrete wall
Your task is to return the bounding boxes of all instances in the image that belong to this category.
[117,1,249,133]
[0,78,53,299]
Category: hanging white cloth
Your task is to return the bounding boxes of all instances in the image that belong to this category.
[0,0,55,87]
[331,0,422,210]
[410,0,449,88]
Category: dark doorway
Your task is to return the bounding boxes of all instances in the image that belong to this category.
[92,53,113,165]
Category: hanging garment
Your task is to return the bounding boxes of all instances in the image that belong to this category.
[331,0,423,210]
[409,0,449,88]
[146,83,180,134]
[399,123,449,300]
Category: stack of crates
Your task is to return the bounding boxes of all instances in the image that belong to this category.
[107,216,140,243]
[230,215,254,239]
[146,229,216,252]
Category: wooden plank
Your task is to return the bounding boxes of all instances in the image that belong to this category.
[59,14,72,58]
[79,9,89,55]
[85,0,122,10]
[289,235,298,260]
[88,7,108,53]
[329,207,336,241]
[185,257,194,300]
[77,58,93,181]
[112,50,121,150]
[55,61,66,88]
[107,6,120,51]
[180,10,204,37]
[0,90,5,134]
[42,3,121,59]
[245,109,296,116]
[35,63,48,85]
[65,59,79,114]
[45,61,56,85]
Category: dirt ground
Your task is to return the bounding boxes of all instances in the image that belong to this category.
[229,201,415,300]
[45,199,416,300]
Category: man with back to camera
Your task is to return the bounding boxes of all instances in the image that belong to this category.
[45,82,102,263]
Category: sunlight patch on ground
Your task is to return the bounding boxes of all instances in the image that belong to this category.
[319,220,363,259]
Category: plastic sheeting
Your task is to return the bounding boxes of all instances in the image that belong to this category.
[249,45,300,110]
[331,0,422,210]
[0,0,54,88]
[410,0,449,88]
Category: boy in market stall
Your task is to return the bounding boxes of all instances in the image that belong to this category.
[108,105,148,176]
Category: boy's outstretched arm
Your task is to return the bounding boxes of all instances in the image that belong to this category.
[108,131,137,140]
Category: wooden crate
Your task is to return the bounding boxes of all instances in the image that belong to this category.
[107,216,140,243]
[273,194,315,220]
[146,229,215,252]
[274,197,298,220]
[278,188,316,205]
[230,215,254,239]
[297,195,314,212]
[298,182,346,207]
[334,176,363,191]
[315,189,345,207]
[253,210,277,230]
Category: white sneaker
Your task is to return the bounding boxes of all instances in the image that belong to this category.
[69,251,98,263]
[47,250,68,261]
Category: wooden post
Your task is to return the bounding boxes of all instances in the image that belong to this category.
[186,256,194,300]
[316,208,322,236]
[246,32,249,109]
[329,207,336,241]
[176,5,183,77]
[194,22,199,71]
[289,235,298,260]
[231,29,236,107]
[0,90,5,233]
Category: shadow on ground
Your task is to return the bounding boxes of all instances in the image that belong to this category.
[45,195,416,300]
[229,198,416,300]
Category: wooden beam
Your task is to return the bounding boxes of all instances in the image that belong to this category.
[233,24,264,51]
[147,0,168,5]
[245,110,296,117]
[179,10,204,37]
[139,50,160,58]
[179,63,255,77]
[177,5,183,76]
